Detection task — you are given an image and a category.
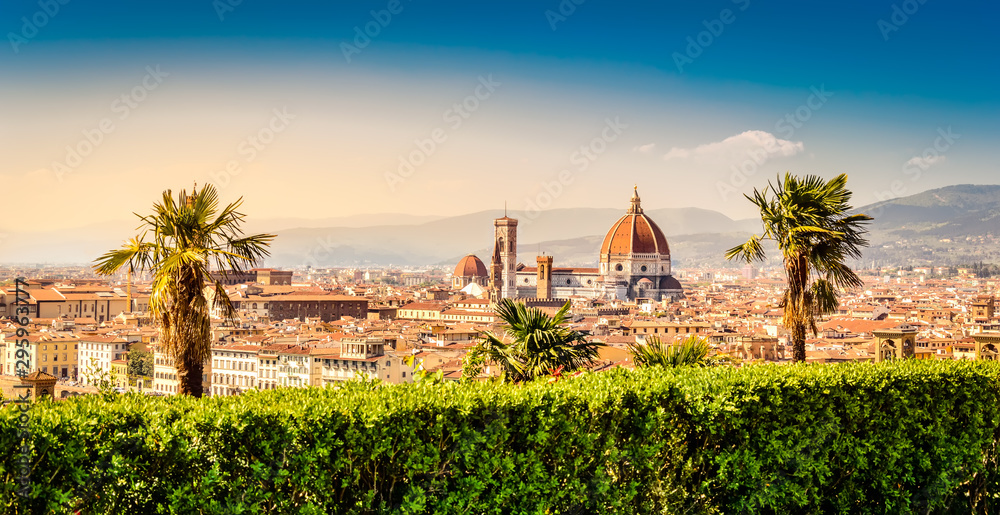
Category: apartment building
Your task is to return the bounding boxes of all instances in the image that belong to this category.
[78,334,129,386]
[258,344,312,390]
[210,344,260,396]
[152,345,211,395]
[312,337,414,385]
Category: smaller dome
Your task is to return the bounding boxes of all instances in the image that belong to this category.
[637,277,654,285]
[454,254,488,278]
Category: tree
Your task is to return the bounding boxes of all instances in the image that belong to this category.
[127,349,154,378]
[725,173,872,362]
[94,184,274,396]
[466,299,603,382]
[627,335,710,368]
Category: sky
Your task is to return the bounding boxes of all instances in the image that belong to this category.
[1,0,998,236]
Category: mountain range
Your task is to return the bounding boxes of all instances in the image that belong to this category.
[3,185,999,269]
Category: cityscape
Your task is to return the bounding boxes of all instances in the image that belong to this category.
[2,0,1000,512]
[3,185,1000,398]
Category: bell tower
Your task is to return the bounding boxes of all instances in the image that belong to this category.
[494,214,518,299]
[536,254,553,299]
[873,325,917,362]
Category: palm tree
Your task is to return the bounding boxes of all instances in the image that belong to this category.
[94,184,274,396]
[627,335,710,368]
[468,299,603,382]
[725,173,872,362]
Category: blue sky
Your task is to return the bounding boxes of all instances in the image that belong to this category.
[1,0,997,232]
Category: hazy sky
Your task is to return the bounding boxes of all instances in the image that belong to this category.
[1,0,997,235]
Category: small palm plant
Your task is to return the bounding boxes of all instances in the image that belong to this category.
[627,335,711,368]
[466,299,603,382]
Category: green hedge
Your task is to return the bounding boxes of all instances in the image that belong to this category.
[2,360,1000,514]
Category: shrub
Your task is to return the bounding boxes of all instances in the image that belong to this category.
[1,360,999,514]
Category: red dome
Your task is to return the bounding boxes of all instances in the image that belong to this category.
[599,188,670,256]
[454,254,488,278]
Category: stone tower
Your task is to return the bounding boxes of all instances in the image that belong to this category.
[493,215,518,299]
[873,325,917,362]
[489,241,503,302]
[536,254,553,299]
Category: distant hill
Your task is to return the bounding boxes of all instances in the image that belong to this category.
[3,185,999,268]
[860,184,1000,232]
[853,184,1000,266]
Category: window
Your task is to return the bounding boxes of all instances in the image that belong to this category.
[640,265,647,272]
[615,264,623,272]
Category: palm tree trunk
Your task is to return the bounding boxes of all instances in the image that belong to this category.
[177,351,204,397]
[786,253,810,363]
[792,322,807,362]
[174,266,207,397]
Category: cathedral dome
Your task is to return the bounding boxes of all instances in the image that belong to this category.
[454,254,488,278]
[659,275,683,291]
[599,187,670,256]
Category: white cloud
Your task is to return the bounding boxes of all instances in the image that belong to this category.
[905,155,946,170]
[632,143,656,153]
[662,130,804,164]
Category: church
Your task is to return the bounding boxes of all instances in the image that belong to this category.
[452,187,684,302]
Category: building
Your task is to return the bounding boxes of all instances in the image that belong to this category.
[1,287,129,323]
[312,337,414,385]
[209,270,256,286]
[1,333,79,379]
[625,321,710,339]
[873,325,918,362]
[152,346,211,395]
[266,294,368,322]
[595,187,684,301]
[451,254,489,290]
[210,344,260,396]
[257,344,312,389]
[971,296,995,324]
[36,334,79,379]
[209,268,293,286]
[397,302,445,321]
[507,188,685,301]
[255,268,294,286]
[78,335,129,386]
[490,215,518,300]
